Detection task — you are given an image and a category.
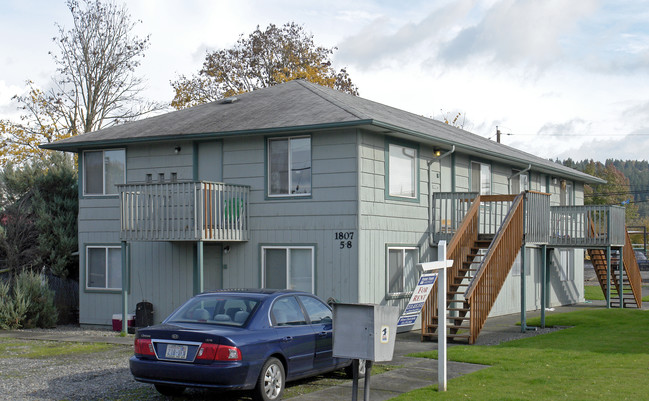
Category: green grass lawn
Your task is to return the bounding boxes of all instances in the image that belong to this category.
[0,338,115,358]
[395,309,649,400]
[584,284,649,302]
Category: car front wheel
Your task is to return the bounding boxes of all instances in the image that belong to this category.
[254,357,285,401]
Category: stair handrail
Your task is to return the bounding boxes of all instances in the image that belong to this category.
[421,194,482,338]
[622,227,643,308]
[464,193,525,343]
[465,193,523,299]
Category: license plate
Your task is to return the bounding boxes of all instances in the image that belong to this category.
[165,344,188,359]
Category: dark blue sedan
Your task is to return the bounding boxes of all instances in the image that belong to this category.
[129,289,353,400]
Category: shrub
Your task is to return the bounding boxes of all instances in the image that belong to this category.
[0,280,29,329]
[0,271,57,329]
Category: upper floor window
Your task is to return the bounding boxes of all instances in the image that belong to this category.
[83,149,125,195]
[387,142,418,199]
[471,161,491,195]
[268,136,311,197]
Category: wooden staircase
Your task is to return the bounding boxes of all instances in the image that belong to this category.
[425,238,492,341]
[587,228,643,309]
[422,194,525,344]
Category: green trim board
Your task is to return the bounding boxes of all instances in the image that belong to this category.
[384,136,421,203]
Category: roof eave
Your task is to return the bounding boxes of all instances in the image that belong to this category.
[39,119,375,152]
[370,120,606,185]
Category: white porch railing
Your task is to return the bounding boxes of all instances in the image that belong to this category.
[118,181,249,242]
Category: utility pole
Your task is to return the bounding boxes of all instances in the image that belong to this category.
[496,126,501,143]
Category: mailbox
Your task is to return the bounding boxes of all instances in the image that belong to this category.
[332,303,399,362]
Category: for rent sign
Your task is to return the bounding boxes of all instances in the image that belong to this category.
[397,272,438,327]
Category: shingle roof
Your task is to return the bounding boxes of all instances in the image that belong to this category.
[41,79,603,184]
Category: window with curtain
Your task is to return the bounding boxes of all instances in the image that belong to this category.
[388,143,417,198]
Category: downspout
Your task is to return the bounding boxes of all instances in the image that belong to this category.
[428,146,455,248]
[508,164,532,193]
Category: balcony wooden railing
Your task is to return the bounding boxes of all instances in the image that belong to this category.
[549,205,625,247]
[118,181,249,242]
[431,192,626,248]
[431,192,477,243]
[465,193,525,343]
[622,228,643,307]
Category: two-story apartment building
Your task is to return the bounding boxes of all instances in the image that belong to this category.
[43,80,640,343]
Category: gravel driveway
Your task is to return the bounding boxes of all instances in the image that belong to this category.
[0,328,259,401]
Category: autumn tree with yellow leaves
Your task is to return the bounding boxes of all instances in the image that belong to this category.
[171,22,358,109]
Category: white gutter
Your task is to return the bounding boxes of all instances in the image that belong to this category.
[508,164,532,194]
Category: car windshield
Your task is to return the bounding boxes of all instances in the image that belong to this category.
[166,294,260,327]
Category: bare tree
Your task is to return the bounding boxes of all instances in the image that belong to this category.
[50,0,163,134]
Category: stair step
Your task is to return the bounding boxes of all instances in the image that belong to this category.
[428,323,469,330]
[446,316,470,321]
[447,308,470,312]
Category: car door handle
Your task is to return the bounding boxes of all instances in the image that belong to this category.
[318,332,328,337]
[282,336,293,342]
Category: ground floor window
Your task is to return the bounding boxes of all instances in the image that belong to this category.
[86,246,122,290]
[387,247,418,296]
[262,246,314,293]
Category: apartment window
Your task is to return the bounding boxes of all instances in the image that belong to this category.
[268,136,311,197]
[387,247,418,296]
[387,142,418,199]
[559,249,574,281]
[471,162,491,195]
[83,149,125,195]
[511,170,529,194]
[262,246,314,292]
[86,246,122,290]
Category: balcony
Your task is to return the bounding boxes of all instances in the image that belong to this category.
[118,181,250,242]
[431,192,626,248]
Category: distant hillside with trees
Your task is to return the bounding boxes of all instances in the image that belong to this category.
[561,158,649,225]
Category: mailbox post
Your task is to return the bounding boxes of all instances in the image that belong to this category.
[332,303,399,401]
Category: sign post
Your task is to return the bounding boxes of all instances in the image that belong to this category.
[413,240,452,392]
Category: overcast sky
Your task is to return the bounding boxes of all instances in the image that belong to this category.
[2,0,648,162]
